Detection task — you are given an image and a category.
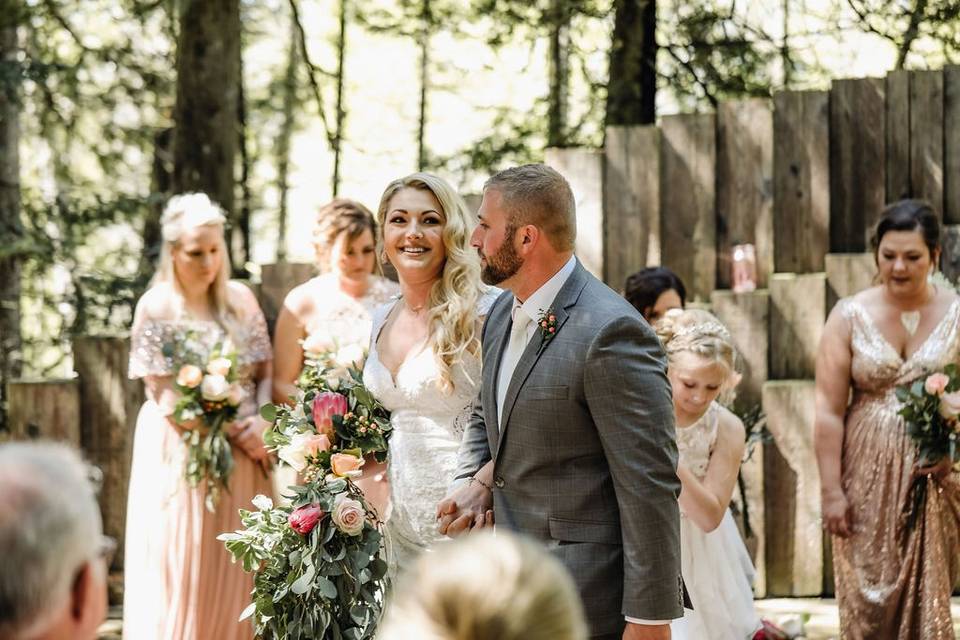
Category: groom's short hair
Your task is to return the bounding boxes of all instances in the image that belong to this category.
[484,164,576,252]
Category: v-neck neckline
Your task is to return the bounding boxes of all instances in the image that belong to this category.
[852,298,959,364]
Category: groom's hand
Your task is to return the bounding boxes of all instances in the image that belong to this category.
[436,479,493,537]
[623,622,670,640]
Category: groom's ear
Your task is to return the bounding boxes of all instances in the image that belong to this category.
[518,224,539,249]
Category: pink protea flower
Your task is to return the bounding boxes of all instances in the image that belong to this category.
[312,391,348,440]
[288,504,325,535]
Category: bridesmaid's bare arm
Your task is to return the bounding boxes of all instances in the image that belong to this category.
[815,304,854,537]
[272,286,309,406]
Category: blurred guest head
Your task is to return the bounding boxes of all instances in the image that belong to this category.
[377,172,484,394]
[871,199,941,299]
[656,308,739,423]
[0,442,110,640]
[378,531,587,640]
[624,266,687,324]
[473,163,576,288]
[312,198,379,282]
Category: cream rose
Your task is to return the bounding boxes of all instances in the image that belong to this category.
[925,373,950,396]
[302,332,335,357]
[940,390,960,420]
[331,495,365,536]
[176,364,203,388]
[200,374,231,401]
[330,453,364,478]
[277,432,314,472]
[334,344,366,368]
[207,357,233,377]
[227,383,246,407]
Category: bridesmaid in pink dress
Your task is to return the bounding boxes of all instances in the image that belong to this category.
[123,193,273,640]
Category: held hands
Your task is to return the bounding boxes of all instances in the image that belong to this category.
[623,622,671,640]
[436,478,494,537]
[231,414,273,467]
[821,487,853,538]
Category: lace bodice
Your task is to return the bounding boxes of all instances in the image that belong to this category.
[363,288,500,572]
[840,297,960,396]
[301,273,399,349]
[677,402,720,480]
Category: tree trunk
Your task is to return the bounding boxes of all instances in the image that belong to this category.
[417,0,431,170]
[276,10,299,261]
[139,127,173,283]
[332,0,347,194]
[0,5,23,432]
[236,43,252,272]
[546,0,570,147]
[605,0,657,127]
[171,0,241,267]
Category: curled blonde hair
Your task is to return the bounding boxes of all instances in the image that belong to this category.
[377,173,485,394]
[153,193,239,333]
[655,308,738,378]
[378,531,588,640]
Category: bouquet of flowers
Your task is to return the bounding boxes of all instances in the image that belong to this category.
[168,337,245,511]
[895,365,960,529]
[219,357,392,640]
[300,332,367,390]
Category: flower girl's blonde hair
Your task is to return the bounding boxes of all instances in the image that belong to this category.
[655,308,739,387]
[377,173,486,394]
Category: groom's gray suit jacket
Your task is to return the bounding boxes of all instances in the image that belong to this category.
[456,260,684,635]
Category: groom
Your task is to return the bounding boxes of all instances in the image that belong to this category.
[438,164,684,640]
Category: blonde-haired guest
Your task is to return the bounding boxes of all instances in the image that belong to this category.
[654,308,770,640]
[377,530,588,640]
[123,193,274,640]
[362,172,499,575]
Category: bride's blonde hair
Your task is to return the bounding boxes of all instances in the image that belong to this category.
[655,308,739,389]
[153,193,240,334]
[377,173,486,394]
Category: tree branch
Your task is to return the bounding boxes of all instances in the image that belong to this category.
[287,0,336,148]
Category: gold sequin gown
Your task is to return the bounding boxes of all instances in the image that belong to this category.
[834,298,960,639]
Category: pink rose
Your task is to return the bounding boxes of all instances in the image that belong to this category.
[176,365,203,388]
[312,391,348,440]
[925,373,950,396]
[304,433,332,456]
[207,357,233,377]
[330,453,364,478]
[288,504,325,535]
[940,390,960,420]
[331,495,365,536]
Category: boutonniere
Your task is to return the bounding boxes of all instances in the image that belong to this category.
[537,307,558,346]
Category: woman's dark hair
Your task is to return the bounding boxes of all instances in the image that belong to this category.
[871,199,941,260]
[623,267,687,318]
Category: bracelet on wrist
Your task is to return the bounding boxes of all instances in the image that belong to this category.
[470,476,493,492]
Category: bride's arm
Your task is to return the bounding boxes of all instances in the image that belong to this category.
[677,409,745,533]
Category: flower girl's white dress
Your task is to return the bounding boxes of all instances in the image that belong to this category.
[670,402,763,640]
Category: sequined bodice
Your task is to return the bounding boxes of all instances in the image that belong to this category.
[842,298,960,396]
[677,402,720,480]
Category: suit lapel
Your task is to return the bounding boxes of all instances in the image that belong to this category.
[496,261,589,457]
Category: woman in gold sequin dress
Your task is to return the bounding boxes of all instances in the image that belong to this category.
[815,200,960,639]
[123,194,274,640]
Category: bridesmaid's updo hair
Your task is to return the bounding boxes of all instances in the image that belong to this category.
[870,199,941,261]
[655,308,738,376]
[312,198,378,272]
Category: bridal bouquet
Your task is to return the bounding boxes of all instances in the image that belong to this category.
[895,365,960,528]
[300,331,367,390]
[168,336,244,511]
[220,360,391,640]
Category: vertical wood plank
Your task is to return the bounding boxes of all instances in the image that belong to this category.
[259,262,316,334]
[660,113,717,301]
[769,273,827,380]
[946,66,960,224]
[886,70,911,203]
[716,99,774,288]
[6,380,81,444]
[830,78,886,252]
[910,70,944,214]
[73,337,143,572]
[546,148,605,279]
[773,90,830,274]
[603,125,660,290]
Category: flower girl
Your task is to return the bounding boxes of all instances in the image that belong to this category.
[655,308,780,640]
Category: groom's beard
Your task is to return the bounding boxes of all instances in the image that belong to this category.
[480,230,524,285]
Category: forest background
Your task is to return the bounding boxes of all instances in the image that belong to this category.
[2,0,960,432]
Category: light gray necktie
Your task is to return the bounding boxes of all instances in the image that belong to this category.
[497,305,533,427]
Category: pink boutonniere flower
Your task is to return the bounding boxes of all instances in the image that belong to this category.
[537,307,558,347]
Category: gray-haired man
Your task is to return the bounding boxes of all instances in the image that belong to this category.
[0,441,110,640]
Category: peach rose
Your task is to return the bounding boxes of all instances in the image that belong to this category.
[227,383,246,407]
[304,433,332,456]
[925,373,950,396]
[330,453,364,478]
[331,495,365,536]
[207,357,233,377]
[200,374,231,401]
[940,390,960,420]
[176,364,203,388]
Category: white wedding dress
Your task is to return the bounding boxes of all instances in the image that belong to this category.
[363,290,499,575]
[671,402,763,640]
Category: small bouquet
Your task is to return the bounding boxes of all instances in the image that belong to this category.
[895,365,960,529]
[169,339,245,511]
[220,355,391,639]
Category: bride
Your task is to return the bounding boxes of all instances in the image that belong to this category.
[363,172,499,573]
